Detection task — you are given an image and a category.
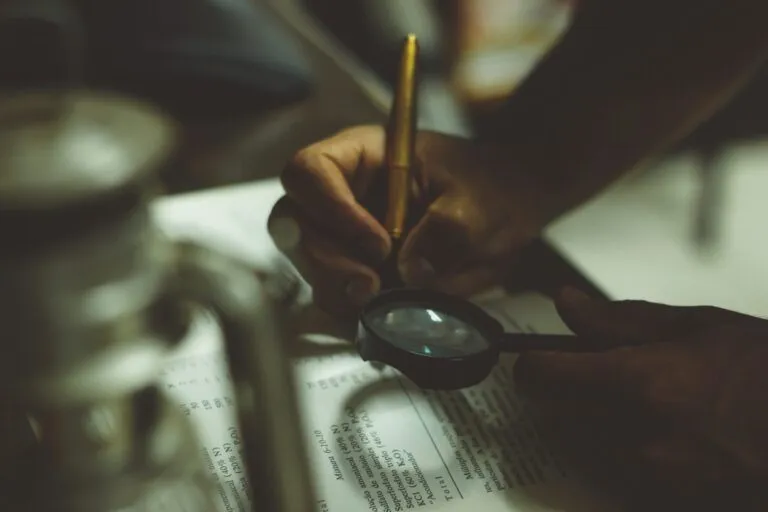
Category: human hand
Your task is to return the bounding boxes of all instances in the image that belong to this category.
[268,125,557,317]
[514,289,768,510]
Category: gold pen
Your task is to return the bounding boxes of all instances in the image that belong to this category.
[384,34,419,242]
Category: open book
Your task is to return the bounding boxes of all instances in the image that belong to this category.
[153,181,619,512]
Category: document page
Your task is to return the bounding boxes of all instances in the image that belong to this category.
[159,290,616,512]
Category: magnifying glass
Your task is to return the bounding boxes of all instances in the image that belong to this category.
[356,288,624,390]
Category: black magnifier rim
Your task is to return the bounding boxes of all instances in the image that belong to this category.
[357,288,504,390]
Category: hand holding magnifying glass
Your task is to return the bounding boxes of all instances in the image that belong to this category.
[356,288,640,390]
[356,36,632,391]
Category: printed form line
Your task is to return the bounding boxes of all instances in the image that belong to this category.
[396,376,464,500]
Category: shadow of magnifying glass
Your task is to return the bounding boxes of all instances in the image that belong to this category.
[330,374,470,500]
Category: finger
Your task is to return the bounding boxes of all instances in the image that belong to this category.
[515,335,716,429]
[398,193,488,287]
[554,287,738,343]
[270,196,383,268]
[269,201,380,317]
[513,346,639,403]
[281,125,391,261]
[297,223,380,317]
[429,229,525,297]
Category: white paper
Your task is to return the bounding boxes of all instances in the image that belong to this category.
[158,291,616,512]
[152,180,617,511]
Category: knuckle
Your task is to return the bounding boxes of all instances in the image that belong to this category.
[289,146,316,169]
[282,147,320,192]
[428,206,474,243]
[448,204,473,229]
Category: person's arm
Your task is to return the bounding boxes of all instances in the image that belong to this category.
[485,0,768,220]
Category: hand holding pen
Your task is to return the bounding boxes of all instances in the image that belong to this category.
[268,21,768,511]
[270,51,563,316]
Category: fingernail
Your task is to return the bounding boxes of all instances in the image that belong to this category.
[269,217,301,252]
[346,278,375,305]
[399,258,435,286]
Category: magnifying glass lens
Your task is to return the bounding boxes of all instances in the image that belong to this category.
[364,302,491,358]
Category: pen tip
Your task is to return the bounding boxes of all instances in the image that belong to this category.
[405,33,417,44]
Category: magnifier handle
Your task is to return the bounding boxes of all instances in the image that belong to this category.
[498,333,640,353]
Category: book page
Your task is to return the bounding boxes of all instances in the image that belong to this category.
[152,180,617,510]
[159,289,617,512]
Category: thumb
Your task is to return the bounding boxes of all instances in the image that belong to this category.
[397,194,484,287]
[555,287,726,344]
